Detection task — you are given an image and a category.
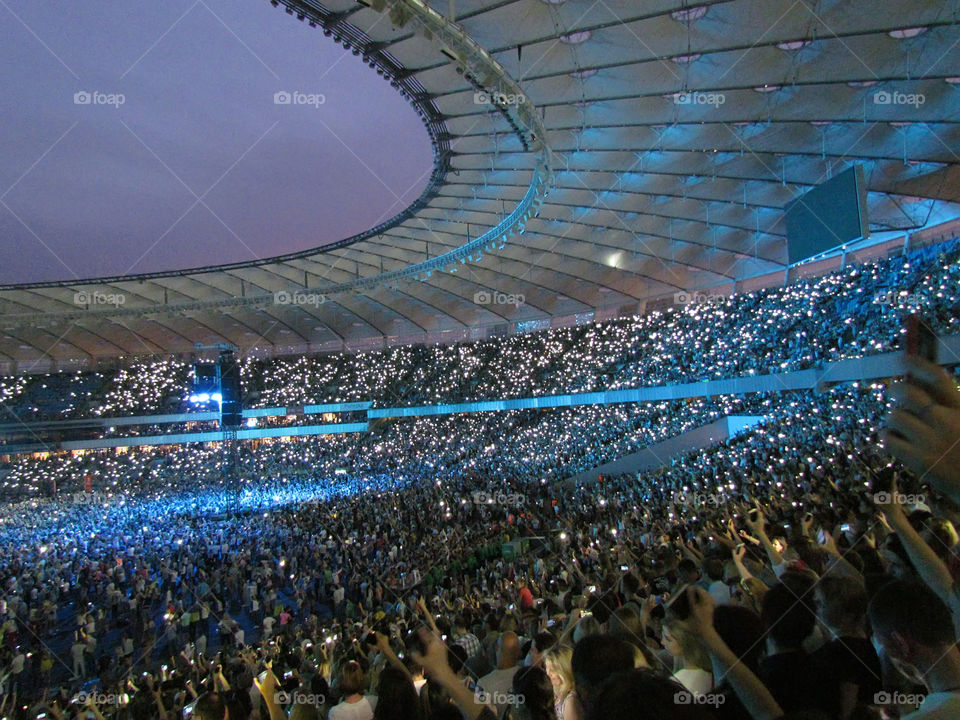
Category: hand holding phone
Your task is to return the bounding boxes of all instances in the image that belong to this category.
[905,314,938,363]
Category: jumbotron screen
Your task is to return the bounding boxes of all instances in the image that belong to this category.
[785,165,869,264]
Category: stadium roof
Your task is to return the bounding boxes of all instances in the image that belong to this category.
[2,0,960,369]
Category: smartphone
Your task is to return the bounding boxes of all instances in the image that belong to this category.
[588,585,597,593]
[619,565,629,571]
[817,528,827,545]
[905,314,938,362]
[283,670,294,680]
[257,670,269,684]
[183,702,196,720]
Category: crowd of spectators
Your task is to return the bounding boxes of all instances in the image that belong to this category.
[0,237,959,720]
[1,238,958,423]
[1,393,766,498]
[0,355,959,720]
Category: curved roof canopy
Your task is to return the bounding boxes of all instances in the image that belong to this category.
[1,0,959,369]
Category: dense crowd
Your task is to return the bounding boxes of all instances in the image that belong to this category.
[1,238,958,424]
[0,393,771,498]
[1,237,959,720]
[0,353,959,719]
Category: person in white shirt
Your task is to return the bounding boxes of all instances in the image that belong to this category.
[10,647,25,690]
[71,636,87,678]
[478,632,521,714]
[661,622,713,696]
[869,580,960,719]
[328,661,377,720]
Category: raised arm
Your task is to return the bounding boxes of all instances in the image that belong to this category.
[876,485,955,607]
[679,587,784,720]
[743,506,784,568]
[375,632,412,681]
[413,630,490,720]
[884,355,960,506]
[731,544,754,581]
[252,663,286,720]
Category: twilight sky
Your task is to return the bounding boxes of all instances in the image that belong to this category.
[0,0,434,285]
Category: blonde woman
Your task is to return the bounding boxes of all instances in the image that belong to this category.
[544,645,580,720]
[661,620,713,696]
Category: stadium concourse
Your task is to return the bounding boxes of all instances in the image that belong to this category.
[3,1,960,720]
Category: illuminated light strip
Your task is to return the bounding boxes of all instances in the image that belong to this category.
[4,422,370,454]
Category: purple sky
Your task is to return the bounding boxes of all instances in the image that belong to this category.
[0,0,434,285]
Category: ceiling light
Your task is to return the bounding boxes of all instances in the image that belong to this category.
[777,40,810,51]
[673,53,702,64]
[570,68,598,80]
[560,30,592,44]
[671,6,708,22]
[847,80,878,87]
[889,27,928,39]
[753,85,781,93]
